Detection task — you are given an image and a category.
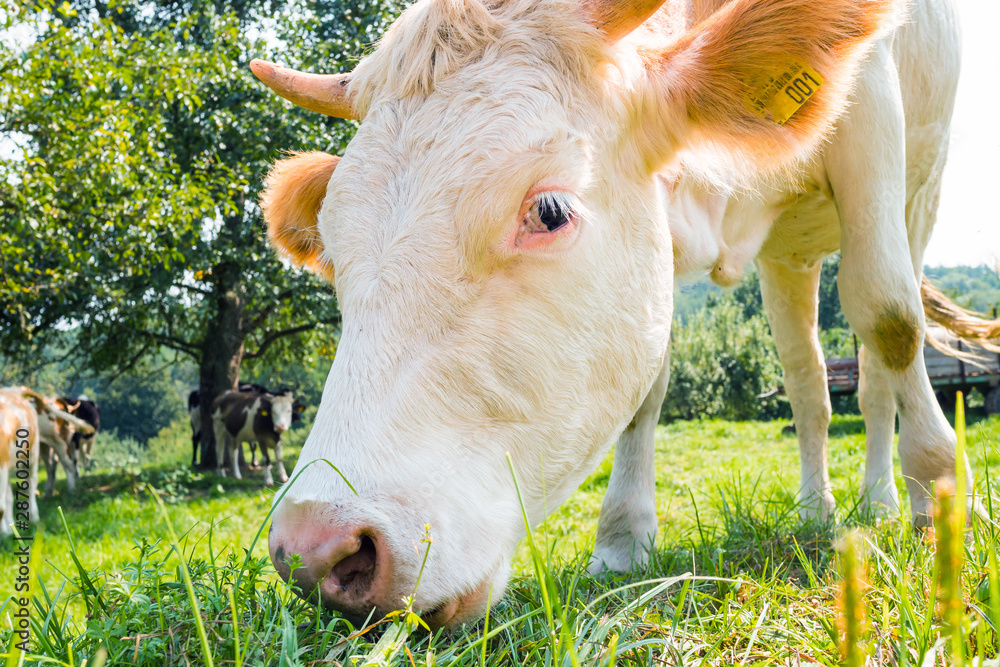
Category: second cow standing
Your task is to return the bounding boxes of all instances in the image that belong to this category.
[212,390,296,486]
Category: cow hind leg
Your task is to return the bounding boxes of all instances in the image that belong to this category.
[857,346,901,518]
[191,431,200,467]
[53,440,77,493]
[213,420,228,478]
[44,447,57,498]
[589,358,669,574]
[757,257,834,521]
[28,431,40,522]
[826,44,968,525]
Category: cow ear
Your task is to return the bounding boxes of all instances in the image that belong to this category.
[261,152,340,282]
[636,0,900,175]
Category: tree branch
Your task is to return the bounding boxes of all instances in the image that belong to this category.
[243,316,339,360]
[172,281,212,296]
[143,331,200,360]
[242,288,297,335]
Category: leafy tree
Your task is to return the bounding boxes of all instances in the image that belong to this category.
[663,299,788,421]
[90,368,188,443]
[0,0,399,466]
[818,254,848,330]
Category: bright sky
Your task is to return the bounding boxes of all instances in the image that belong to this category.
[929,0,1000,266]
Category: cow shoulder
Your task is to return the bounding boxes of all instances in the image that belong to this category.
[253,397,275,437]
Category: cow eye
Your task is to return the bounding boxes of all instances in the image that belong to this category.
[523,192,575,234]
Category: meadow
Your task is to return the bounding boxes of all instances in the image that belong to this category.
[2,409,999,666]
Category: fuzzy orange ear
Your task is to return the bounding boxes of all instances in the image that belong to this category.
[261,152,340,282]
[638,0,901,174]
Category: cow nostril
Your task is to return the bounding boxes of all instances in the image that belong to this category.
[331,534,377,593]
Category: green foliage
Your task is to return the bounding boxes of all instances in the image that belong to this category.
[925,264,1000,314]
[663,298,788,421]
[818,254,849,330]
[0,0,402,380]
[89,369,187,444]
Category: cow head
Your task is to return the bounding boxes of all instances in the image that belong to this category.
[266,392,296,434]
[257,0,899,627]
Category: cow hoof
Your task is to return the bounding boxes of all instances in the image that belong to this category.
[797,492,836,524]
[264,480,274,487]
[588,538,652,575]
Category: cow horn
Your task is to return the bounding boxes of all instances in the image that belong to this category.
[583,0,667,42]
[250,59,358,119]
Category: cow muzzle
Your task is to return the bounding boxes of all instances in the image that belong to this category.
[269,498,494,629]
[269,499,390,622]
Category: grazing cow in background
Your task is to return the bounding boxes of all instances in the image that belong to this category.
[212,390,295,486]
[37,396,98,497]
[189,383,305,466]
[61,396,101,472]
[0,388,40,536]
[251,0,903,626]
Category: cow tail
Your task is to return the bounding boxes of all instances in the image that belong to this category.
[921,274,1000,358]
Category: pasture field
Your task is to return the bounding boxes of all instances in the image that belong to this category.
[2,411,1000,665]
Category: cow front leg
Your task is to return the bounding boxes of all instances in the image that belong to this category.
[757,257,834,521]
[260,440,275,487]
[230,438,242,480]
[857,346,901,518]
[248,441,259,469]
[274,439,288,484]
[213,421,228,478]
[0,470,11,537]
[826,41,968,525]
[589,359,669,574]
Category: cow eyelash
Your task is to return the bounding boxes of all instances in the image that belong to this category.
[522,192,577,235]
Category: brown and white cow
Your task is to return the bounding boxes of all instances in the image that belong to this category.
[37,396,97,497]
[211,390,295,486]
[251,0,904,627]
[0,388,40,537]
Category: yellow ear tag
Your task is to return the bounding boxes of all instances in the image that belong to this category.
[260,409,268,416]
[743,61,824,126]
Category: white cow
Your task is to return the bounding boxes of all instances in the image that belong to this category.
[253,0,905,627]
[631,0,968,544]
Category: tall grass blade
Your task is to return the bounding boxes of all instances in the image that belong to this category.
[148,484,214,667]
[837,530,869,667]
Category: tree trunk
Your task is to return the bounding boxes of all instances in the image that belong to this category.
[197,280,246,470]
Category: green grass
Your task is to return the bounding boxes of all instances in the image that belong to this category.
[2,411,1000,665]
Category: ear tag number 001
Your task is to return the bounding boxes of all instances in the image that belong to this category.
[743,61,824,125]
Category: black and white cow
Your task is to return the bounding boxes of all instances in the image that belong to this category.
[211,390,295,486]
[60,396,100,471]
[189,383,304,466]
